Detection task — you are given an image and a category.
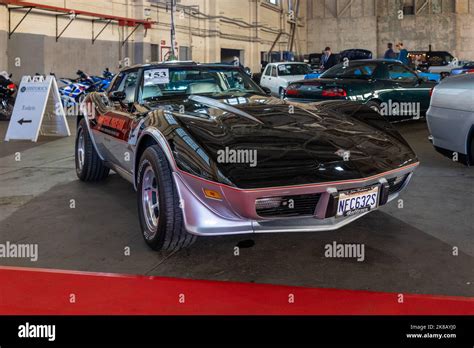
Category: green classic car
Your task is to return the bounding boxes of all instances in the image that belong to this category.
[286,59,436,122]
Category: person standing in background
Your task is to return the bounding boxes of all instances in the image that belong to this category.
[384,43,397,59]
[397,42,409,65]
[321,47,337,71]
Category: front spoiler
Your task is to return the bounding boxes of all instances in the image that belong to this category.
[172,163,416,236]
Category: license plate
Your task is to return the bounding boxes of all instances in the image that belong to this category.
[336,186,379,217]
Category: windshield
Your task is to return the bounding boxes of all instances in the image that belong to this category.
[277,64,312,76]
[139,66,263,102]
[321,63,377,79]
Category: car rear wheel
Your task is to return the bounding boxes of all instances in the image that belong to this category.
[75,118,110,181]
[279,87,285,99]
[137,145,197,251]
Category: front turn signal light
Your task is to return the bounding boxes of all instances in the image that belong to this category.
[203,189,223,200]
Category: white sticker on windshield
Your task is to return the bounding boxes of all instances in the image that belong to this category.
[144,69,170,85]
[278,65,287,71]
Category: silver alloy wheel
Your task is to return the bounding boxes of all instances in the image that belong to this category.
[142,165,160,238]
[77,128,85,171]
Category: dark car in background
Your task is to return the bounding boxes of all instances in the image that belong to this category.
[408,50,455,71]
[308,49,373,70]
[308,53,323,70]
[339,49,373,61]
[285,59,436,122]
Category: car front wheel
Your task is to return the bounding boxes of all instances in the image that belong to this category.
[366,100,382,114]
[137,145,197,251]
[75,118,110,181]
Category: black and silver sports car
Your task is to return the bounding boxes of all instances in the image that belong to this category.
[76,62,419,251]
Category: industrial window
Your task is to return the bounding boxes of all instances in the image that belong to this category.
[151,44,159,62]
[267,0,279,6]
[179,46,191,61]
[403,0,415,15]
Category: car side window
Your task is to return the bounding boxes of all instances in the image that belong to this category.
[263,65,271,76]
[387,64,417,83]
[109,73,125,92]
[271,66,277,77]
[115,71,139,103]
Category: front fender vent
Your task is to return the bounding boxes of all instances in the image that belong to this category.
[387,174,410,195]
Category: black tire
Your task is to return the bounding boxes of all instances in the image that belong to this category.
[75,118,110,181]
[469,136,474,165]
[279,87,285,99]
[366,100,381,114]
[137,145,197,251]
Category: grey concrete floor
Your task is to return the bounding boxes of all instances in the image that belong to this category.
[0,119,473,296]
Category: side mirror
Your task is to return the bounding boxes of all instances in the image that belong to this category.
[109,91,126,102]
[261,87,272,96]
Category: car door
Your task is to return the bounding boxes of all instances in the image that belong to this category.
[375,63,417,120]
[260,65,272,89]
[387,63,432,117]
[94,69,141,172]
[269,65,280,94]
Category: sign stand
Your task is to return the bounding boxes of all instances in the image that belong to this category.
[5,75,71,142]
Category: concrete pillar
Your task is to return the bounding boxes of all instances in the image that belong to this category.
[0,4,8,72]
[132,0,152,64]
[205,0,220,63]
[454,0,474,59]
[454,0,469,14]
[249,0,259,72]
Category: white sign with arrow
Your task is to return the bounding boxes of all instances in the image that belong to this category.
[5,75,70,142]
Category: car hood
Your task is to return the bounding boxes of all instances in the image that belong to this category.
[145,95,417,189]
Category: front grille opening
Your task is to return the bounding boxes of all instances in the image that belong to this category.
[387,174,410,195]
[256,194,321,218]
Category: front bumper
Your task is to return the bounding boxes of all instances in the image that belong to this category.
[173,163,418,236]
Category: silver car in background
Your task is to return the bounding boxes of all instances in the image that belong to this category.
[427,73,474,165]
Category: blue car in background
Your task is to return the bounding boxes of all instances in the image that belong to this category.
[305,72,322,79]
[417,71,442,82]
[450,61,474,75]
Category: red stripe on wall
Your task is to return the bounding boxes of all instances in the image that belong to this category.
[0,266,472,315]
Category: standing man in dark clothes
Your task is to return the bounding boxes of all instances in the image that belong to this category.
[321,47,337,71]
[384,43,397,59]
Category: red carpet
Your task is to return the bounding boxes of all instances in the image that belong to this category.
[0,266,472,315]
